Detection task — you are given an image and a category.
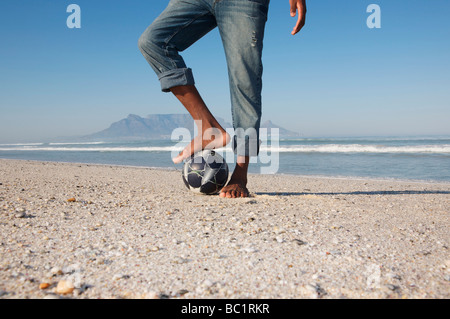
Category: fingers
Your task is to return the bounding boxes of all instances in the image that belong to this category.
[290,0,297,17]
[291,0,306,35]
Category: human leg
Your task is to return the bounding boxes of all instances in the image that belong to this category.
[138,0,216,91]
[138,0,230,163]
[170,85,230,164]
[215,0,270,197]
[219,156,250,198]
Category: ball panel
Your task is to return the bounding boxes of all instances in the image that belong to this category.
[204,152,224,169]
[189,156,206,171]
[214,166,229,187]
[200,181,218,195]
[187,170,203,188]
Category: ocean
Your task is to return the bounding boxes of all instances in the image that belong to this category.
[1,136,449,183]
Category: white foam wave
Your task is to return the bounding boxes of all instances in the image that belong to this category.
[259,144,450,154]
[0,144,449,154]
[280,137,450,142]
[0,143,44,146]
[48,141,106,145]
[0,146,184,152]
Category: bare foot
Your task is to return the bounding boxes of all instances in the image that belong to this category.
[170,85,231,164]
[220,156,250,198]
[219,179,249,198]
[173,126,230,164]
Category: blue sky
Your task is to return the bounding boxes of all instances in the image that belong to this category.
[0,0,449,142]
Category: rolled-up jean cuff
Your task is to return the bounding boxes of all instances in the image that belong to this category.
[158,68,195,92]
[233,135,261,157]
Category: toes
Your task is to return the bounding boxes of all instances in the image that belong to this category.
[238,190,248,198]
[173,150,189,164]
[219,188,249,198]
[172,155,183,164]
[219,183,249,199]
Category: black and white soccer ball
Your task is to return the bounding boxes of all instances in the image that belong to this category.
[182,150,229,195]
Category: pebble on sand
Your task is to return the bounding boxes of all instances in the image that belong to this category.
[39,283,51,290]
[15,211,26,218]
[56,280,75,295]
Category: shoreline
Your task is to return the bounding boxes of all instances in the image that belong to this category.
[2,157,449,186]
[0,158,449,299]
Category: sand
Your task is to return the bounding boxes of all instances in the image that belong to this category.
[0,158,449,299]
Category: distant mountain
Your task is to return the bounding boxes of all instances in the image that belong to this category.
[83,114,299,140]
[83,114,231,140]
[260,120,301,137]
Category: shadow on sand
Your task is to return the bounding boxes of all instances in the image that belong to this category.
[254,190,450,197]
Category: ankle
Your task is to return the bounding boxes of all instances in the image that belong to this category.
[200,127,230,146]
[230,167,248,185]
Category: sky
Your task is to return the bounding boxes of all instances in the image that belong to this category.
[0,0,449,143]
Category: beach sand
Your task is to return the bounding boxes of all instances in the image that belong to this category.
[0,158,448,299]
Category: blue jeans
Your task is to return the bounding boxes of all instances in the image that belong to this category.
[138,0,270,156]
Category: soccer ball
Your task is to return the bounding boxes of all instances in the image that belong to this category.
[182,150,229,195]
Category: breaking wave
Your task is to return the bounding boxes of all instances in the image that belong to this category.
[1,144,449,154]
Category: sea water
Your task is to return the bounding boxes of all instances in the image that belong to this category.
[0,136,449,183]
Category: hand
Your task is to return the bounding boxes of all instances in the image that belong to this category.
[290,0,307,35]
